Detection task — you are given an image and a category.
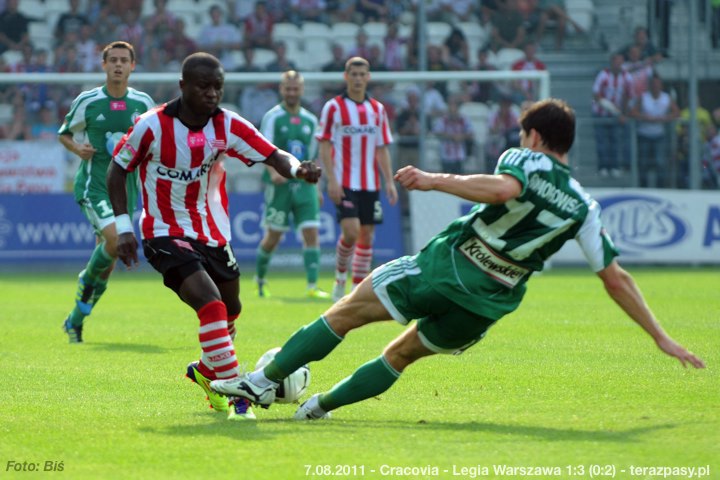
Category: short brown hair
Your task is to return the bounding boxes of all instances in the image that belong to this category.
[519,98,576,154]
[345,56,370,72]
[102,41,135,62]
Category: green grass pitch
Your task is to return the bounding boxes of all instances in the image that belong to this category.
[0,268,717,479]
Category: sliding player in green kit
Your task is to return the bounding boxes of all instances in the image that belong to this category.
[58,41,154,343]
[211,99,705,418]
[255,71,330,300]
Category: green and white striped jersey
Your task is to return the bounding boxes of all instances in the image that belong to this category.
[259,104,318,184]
[59,85,154,202]
[416,147,618,319]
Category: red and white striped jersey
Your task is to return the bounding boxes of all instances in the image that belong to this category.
[316,93,393,191]
[592,68,634,116]
[113,98,277,247]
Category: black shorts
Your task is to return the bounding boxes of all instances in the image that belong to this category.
[142,237,240,293]
[336,188,383,225]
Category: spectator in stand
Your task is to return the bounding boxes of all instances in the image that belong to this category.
[395,86,424,170]
[675,96,715,189]
[0,0,33,54]
[442,27,470,70]
[15,46,54,113]
[56,44,84,73]
[77,24,99,73]
[465,47,499,104]
[54,0,90,47]
[432,96,474,174]
[349,29,372,60]
[480,0,508,25]
[289,0,328,25]
[592,52,634,178]
[0,98,29,140]
[383,23,406,71]
[92,5,122,46]
[322,43,347,72]
[535,0,585,50]
[485,94,521,169]
[622,45,654,101]
[236,47,263,73]
[706,127,720,188]
[621,27,663,64]
[116,10,145,60]
[367,44,387,72]
[198,4,243,71]
[630,74,679,188]
[441,0,477,23]
[240,82,280,128]
[226,0,257,26]
[510,41,546,102]
[142,0,178,48]
[266,41,298,72]
[489,0,526,52]
[422,81,448,119]
[328,0,357,23]
[244,1,275,50]
[427,45,449,98]
[163,18,198,65]
[357,0,389,22]
[28,103,60,140]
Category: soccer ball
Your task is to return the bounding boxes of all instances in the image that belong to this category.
[255,347,310,404]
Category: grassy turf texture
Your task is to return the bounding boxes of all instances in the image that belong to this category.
[0,268,717,479]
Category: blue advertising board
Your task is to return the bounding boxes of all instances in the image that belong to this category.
[0,193,404,266]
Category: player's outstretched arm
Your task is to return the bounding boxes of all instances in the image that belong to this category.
[107,162,139,269]
[597,261,705,369]
[394,165,522,204]
[266,149,322,184]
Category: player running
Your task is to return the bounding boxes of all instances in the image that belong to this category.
[255,70,330,300]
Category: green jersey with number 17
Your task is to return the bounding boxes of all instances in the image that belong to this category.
[59,85,154,203]
[416,147,619,320]
[259,104,319,184]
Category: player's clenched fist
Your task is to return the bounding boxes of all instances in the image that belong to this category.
[297,161,322,184]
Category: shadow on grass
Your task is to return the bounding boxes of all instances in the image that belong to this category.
[143,416,677,444]
[88,342,169,354]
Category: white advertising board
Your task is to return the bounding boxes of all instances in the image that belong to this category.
[0,141,66,193]
[409,189,720,264]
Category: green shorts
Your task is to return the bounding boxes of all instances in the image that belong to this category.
[262,180,320,232]
[372,255,497,355]
[78,190,138,236]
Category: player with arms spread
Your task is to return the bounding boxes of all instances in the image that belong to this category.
[106,52,321,420]
[210,98,705,419]
[59,41,154,343]
[255,70,330,300]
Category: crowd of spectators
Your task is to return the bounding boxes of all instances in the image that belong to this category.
[0,0,717,186]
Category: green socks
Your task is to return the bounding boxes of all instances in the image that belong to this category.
[319,355,401,411]
[256,246,272,281]
[303,247,320,284]
[85,243,113,283]
[264,317,343,382]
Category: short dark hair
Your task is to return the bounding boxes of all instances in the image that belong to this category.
[182,52,222,79]
[102,41,135,62]
[519,98,576,154]
[345,56,370,72]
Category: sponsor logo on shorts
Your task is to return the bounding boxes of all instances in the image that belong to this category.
[173,239,194,251]
[458,237,529,288]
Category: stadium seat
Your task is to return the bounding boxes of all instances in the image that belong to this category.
[302,38,331,70]
[253,48,278,69]
[273,22,301,43]
[494,48,525,70]
[459,102,491,146]
[302,22,332,39]
[1,50,23,69]
[17,0,44,18]
[332,22,360,40]
[427,22,452,44]
[28,22,54,51]
[0,103,13,124]
[566,0,596,32]
[363,22,388,43]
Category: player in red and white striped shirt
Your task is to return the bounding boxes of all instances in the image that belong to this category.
[107,53,321,420]
[317,57,398,301]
